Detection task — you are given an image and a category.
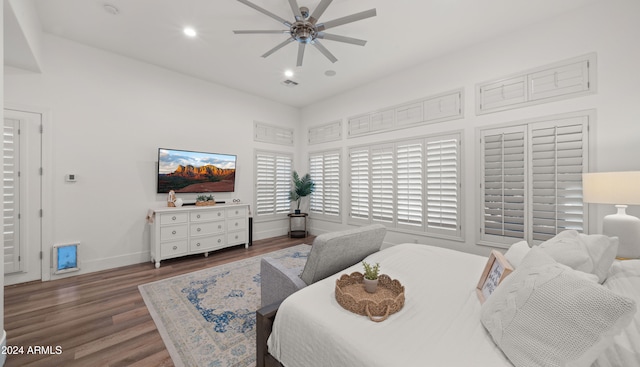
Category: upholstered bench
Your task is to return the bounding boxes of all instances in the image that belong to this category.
[260,224,386,307]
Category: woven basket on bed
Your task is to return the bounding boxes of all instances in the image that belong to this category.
[335,272,405,322]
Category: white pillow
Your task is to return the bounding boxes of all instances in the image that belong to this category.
[481,247,637,367]
[539,230,618,283]
[504,240,531,268]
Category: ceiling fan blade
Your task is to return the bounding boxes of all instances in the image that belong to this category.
[261,38,295,58]
[236,0,292,27]
[312,40,338,63]
[317,8,377,31]
[288,0,303,21]
[233,30,289,34]
[316,32,367,46]
[309,0,333,24]
[297,43,306,67]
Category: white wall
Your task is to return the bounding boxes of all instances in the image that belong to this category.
[4,34,300,280]
[300,0,640,256]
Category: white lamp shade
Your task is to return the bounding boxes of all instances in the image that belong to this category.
[582,171,640,205]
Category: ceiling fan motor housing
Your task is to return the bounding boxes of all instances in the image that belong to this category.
[291,21,317,43]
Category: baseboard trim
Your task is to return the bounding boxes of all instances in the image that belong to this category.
[48,251,150,281]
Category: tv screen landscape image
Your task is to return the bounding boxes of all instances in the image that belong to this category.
[157,148,236,193]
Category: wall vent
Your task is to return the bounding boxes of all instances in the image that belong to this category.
[281,79,299,87]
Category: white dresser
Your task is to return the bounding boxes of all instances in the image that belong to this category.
[149,204,249,268]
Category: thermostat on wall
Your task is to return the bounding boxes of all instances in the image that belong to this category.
[65,174,77,182]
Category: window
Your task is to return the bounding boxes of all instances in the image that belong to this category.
[348,133,462,238]
[479,112,590,247]
[255,150,292,219]
[309,150,341,219]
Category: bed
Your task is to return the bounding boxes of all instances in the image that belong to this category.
[258,237,640,367]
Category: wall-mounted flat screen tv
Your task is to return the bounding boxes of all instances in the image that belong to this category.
[157,148,237,193]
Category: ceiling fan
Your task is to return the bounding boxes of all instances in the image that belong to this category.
[234,0,376,67]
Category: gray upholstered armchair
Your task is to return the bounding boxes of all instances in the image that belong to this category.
[260,224,386,307]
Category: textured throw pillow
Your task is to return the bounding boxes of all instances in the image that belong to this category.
[481,248,637,367]
[504,241,531,268]
[539,230,618,283]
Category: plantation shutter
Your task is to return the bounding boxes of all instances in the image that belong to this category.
[323,152,340,216]
[309,151,340,217]
[482,127,527,243]
[426,136,460,234]
[396,141,423,228]
[349,148,370,220]
[371,145,394,223]
[255,151,292,217]
[309,154,324,213]
[479,112,590,247]
[530,120,585,243]
[4,118,21,273]
[274,155,293,214]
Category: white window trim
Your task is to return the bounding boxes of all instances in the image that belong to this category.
[476,110,595,248]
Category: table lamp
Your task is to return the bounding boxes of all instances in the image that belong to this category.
[582,171,640,258]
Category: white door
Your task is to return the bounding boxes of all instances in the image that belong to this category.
[4,110,42,285]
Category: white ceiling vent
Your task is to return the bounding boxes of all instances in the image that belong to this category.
[282,79,299,87]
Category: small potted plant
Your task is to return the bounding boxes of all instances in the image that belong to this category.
[289,171,315,214]
[362,261,380,293]
[195,194,215,206]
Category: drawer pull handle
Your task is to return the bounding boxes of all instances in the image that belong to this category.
[235,235,239,239]
[235,210,239,214]
[197,214,201,219]
[217,239,222,243]
[235,222,238,227]
[172,216,177,220]
[218,225,222,229]
[172,230,177,235]
[197,228,201,232]
[173,246,177,250]
[218,212,222,216]
[196,243,201,247]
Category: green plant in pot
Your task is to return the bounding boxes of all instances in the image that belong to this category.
[362,261,380,293]
[289,171,315,214]
[195,194,215,206]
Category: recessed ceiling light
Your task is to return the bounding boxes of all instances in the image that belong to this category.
[103,4,120,15]
[183,27,197,38]
[325,70,337,77]
[284,70,294,78]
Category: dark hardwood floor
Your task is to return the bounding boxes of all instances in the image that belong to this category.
[3,235,312,367]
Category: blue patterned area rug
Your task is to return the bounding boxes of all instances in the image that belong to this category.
[139,244,310,367]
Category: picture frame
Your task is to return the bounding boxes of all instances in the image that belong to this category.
[476,250,514,303]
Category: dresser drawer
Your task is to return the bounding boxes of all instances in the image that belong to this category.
[190,235,225,252]
[160,224,188,241]
[226,206,248,219]
[227,231,247,245]
[160,212,188,225]
[190,221,225,236]
[226,218,247,231]
[190,209,225,222]
[161,241,188,257]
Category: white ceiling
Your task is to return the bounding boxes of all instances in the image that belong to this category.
[30,0,599,108]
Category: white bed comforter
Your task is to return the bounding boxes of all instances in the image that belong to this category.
[268,243,640,367]
[267,243,514,367]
